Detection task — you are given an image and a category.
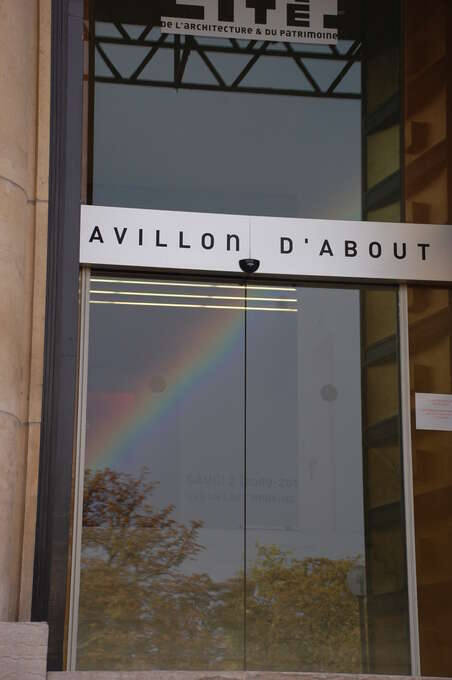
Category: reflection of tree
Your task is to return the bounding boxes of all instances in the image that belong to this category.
[244,546,361,671]
[78,467,209,670]
[77,468,361,672]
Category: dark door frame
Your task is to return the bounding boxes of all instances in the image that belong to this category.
[32,0,84,671]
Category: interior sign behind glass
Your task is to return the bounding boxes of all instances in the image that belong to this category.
[161,0,338,45]
[80,205,452,283]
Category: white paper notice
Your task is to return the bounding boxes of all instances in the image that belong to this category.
[415,393,452,431]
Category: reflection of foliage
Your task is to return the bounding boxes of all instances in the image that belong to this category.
[245,546,361,671]
[77,468,361,672]
[78,468,207,670]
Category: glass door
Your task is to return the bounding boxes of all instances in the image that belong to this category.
[245,286,365,671]
[75,275,247,670]
[72,273,410,673]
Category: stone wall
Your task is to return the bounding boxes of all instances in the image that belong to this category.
[0,0,50,621]
[0,622,48,679]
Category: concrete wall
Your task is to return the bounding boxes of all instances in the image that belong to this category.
[0,0,50,621]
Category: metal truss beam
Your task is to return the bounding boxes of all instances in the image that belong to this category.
[93,25,362,100]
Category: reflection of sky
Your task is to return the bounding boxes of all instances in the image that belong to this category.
[85,284,365,581]
[92,27,361,220]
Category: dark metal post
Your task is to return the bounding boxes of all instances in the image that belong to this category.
[32,0,84,671]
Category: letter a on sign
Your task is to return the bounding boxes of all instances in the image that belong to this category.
[89,226,104,243]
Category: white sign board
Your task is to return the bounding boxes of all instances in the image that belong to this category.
[415,393,452,432]
[161,0,338,45]
[80,205,452,283]
[80,206,250,272]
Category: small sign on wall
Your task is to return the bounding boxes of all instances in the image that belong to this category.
[415,393,452,432]
[161,0,338,45]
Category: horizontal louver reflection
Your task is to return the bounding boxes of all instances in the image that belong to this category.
[90,278,298,312]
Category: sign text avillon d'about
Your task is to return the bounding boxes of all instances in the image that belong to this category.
[80,205,452,283]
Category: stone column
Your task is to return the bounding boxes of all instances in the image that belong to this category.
[0,0,50,621]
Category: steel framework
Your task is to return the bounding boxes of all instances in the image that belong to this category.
[93,23,362,100]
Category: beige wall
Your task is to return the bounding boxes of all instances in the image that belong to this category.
[0,0,50,621]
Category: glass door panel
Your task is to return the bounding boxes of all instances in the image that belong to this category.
[76,277,246,670]
[245,286,366,672]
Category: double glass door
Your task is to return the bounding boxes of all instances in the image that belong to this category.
[73,274,410,673]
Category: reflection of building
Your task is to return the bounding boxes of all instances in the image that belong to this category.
[2,0,452,678]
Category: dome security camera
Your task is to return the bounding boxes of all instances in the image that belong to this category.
[239,258,260,274]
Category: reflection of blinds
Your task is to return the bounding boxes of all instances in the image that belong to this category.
[90,277,298,312]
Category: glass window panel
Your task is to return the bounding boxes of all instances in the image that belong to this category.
[92,79,361,220]
[91,2,362,221]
